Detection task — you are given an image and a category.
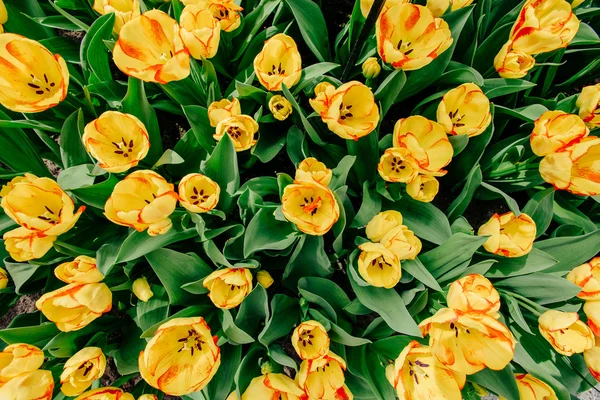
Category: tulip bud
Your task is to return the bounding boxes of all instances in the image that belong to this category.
[291,320,330,360]
[208,98,241,127]
[180,5,221,60]
[577,84,600,129]
[567,257,600,300]
[281,180,340,236]
[494,42,536,79]
[447,274,501,317]
[93,0,140,34]
[0,343,45,385]
[406,175,439,203]
[0,267,8,289]
[268,95,293,121]
[310,82,336,115]
[214,115,259,152]
[138,395,158,400]
[478,212,536,258]
[132,277,154,302]
[203,268,253,309]
[0,1,6,26]
[295,157,332,186]
[74,387,134,400]
[0,370,54,400]
[253,34,302,91]
[584,337,600,381]
[506,374,559,400]
[60,347,106,396]
[256,270,274,289]
[3,227,57,262]
[226,373,303,400]
[55,256,104,284]
[531,111,589,157]
[538,310,595,356]
[380,225,422,260]
[358,242,401,288]
[585,301,600,338]
[362,57,381,79]
[178,173,220,213]
[437,83,492,138]
[365,210,403,242]
[297,352,350,399]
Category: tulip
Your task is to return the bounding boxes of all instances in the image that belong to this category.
[182,0,243,32]
[386,341,466,400]
[365,210,403,242]
[256,270,274,289]
[180,5,220,60]
[539,137,600,196]
[104,170,178,236]
[406,175,439,203]
[178,173,220,213]
[55,256,104,284]
[214,115,259,152]
[132,277,154,302]
[297,351,349,400]
[208,98,241,127]
[82,111,150,173]
[268,95,293,121]
[437,83,492,138]
[0,1,6,27]
[60,347,107,396]
[226,373,304,400]
[584,337,600,381]
[531,111,589,156]
[360,0,409,18]
[357,242,401,288]
[113,10,190,83]
[378,148,420,183]
[3,227,57,262]
[92,0,140,34]
[538,310,594,356]
[0,267,7,289]
[36,283,113,332]
[566,257,600,300]
[138,395,158,400]
[292,320,330,360]
[393,116,453,174]
[281,180,340,236]
[74,387,135,400]
[0,370,54,400]
[376,4,453,71]
[139,317,221,395]
[309,82,336,115]
[0,33,69,113]
[478,212,536,258]
[253,33,302,91]
[577,84,600,129]
[0,343,44,386]
[494,42,536,79]
[585,301,600,338]
[362,57,381,79]
[380,225,422,260]
[295,158,332,186]
[503,374,558,400]
[447,274,501,317]
[203,268,253,309]
[419,308,516,375]
[426,0,474,17]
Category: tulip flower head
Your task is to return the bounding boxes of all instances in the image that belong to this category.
[362,57,381,79]
[406,175,439,203]
[380,225,422,260]
[567,257,600,300]
[203,268,253,309]
[0,267,6,289]
[93,0,140,34]
[253,33,302,91]
[494,42,536,79]
[310,82,336,115]
[538,310,594,356]
[60,347,107,396]
[437,83,492,138]
[295,158,332,186]
[208,98,242,127]
[132,277,154,302]
[297,351,351,400]
[531,111,589,157]
[586,301,600,338]
[358,242,401,288]
[281,180,340,236]
[426,0,474,17]
[0,0,6,29]
[360,0,409,18]
[268,95,293,121]
[292,320,330,360]
[226,373,304,400]
[183,0,243,32]
[502,374,558,400]
[55,256,104,284]
[74,387,134,400]
[138,395,158,400]
[3,227,57,262]
[0,343,44,386]
[577,84,600,128]
[180,5,221,60]
[478,212,536,258]
[178,173,220,213]
[214,115,259,152]
[0,369,54,400]
[256,270,274,289]
[378,147,420,183]
[584,337,600,382]
[447,274,501,317]
[365,210,404,242]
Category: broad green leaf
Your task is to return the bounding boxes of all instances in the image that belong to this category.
[351,183,382,228]
[447,165,483,222]
[0,317,59,347]
[495,273,582,305]
[244,207,299,257]
[236,285,269,335]
[374,69,406,118]
[299,277,352,323]
[470,365,519,400]
[420,233,488,277]
[4,261,48,294]
[329,155,357,190]
[293,62,340,94]
[69,175,119,209]
[284,0,331,62]
[259,294,301,346]
[385,198,452,245]
[135,286,170,333]
[222,309,255,345]
[485,248,557,278]
[522,188,554,238]
[535,230,600,274]
[111,319,145,375]
[206,343,241,400]
[60,109,90,168]
[151,149,185,169]
[402,258,443,292]
[282,84,327,146]
[203,133,240,212]
[483,78,536,99]
[283,235,333,287]
[81,13,114,83]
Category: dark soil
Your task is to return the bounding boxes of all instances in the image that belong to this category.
[0,293,40,330]
[320,0,355,42]
[156,111,189,151]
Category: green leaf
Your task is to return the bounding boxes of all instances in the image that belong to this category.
[252,127,286,163]
[4,261,48,294]
[135,286,170,333]
[298,277,351,322]
[222,309,255,345]
[141,305,214,338]
[81,13,114,83]
[420,233,488,278]
[495,273,582,305]
[183,105,215,154]
[282,84,327,146]
[483,78,536,99]
[480,182,521,215]
[329,155,357,190]
[535,230,600,274]
[522,188,554,238]
[203,133,240,212]
[284,0,331,62]
[485,248,557,278]
[57,164,95,190]
[470,365,519,400]
[236,285,269,334]
[111,319,145,375]
[0,119,61,132]
[293,62,340,94]
[447,165,483,222]
[351,183,382,228]
[553,194,597,234]
[69,175,119,209]
[206,344,241,400]
[232,0,282,62]
[374,69,406,118]
[283,235,333,287]
[385,198,452,245]
[151,149,185,168]
[259,294,301,346]
[0,318,59,347]
[402,258,443,292]
[60,109,90,168]
[244,207,299,257]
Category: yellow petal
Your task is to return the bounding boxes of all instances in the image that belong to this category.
[291,320,330,360]
[253,33,302,91]
[281,180,340,236]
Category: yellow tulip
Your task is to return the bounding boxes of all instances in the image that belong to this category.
[494,42,536,79]
[0,1,6,25]
[585,301,600,338]
[297,351,348,400]
[256,270,274,289]
[538,310,594,355]
[60,347,107,396]
[0,33,69,113]
[419,308,516,375]
[0,369,54,400]
[281,180,340,236]
[178,173,220,213]
[584,337,600,382]
[376,4,453,71]
[357,242,401,288]
[139,317,221,395]
[36,283,113,332]
[406,175,439,203]
[113,10,190,83]
[566,257,600,300]
[531,111,589,156]
[55,256,104,284]
[74,387,135,400]
[380,225,422,260]
[180,5,220,60]
[292,320,330,360]
[226,373,304,400]
[253,33,302,91]
[362,57,381,79]
[203,268,253,309]
[478,212,536,258]
[577,84,600,129]
[214,115,259,152]
[360,0,409,18]
[386,340,466,400]
[393,116,453,174]
[539,137,600,196]
[104,170,178,236]
[3,227,57,262]
[182,0,243,32]
[0,267,7,289]
[138,395,158,400]
[295,157,332,186]
[92,0,140,34]
[312,81,380,140]
[365,210,403,242]
[378,148,420,183]
[0,343,44,386]
[132,277,154,302]
[447,274,501,317]
[82,111,150,173]
[510,0,580,55]
[268,95,293,121]
[309,82,336,115]
[426,0,474,17]
[208,98,241,127]
[437,83,492,138]
[501,374,558,400]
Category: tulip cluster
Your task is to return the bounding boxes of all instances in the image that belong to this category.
[477,211,537,258]
[0,343,52,400]
[209,97,259,151]
[494,0,580,78]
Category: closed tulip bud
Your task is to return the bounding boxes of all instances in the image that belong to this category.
[309,82,336,115]
[132,277,154,302]
[447,274,501,317]
[297,351,349,400]
[585,301,600,337]
[420,308,516,375]
[203,268,253,309]
[406,175,439,203]
[567,257,600,300]
[0,267,6,289]
[0,370,54,400]
[55,256,104,284]
[180,5,220,60]
[256,270,274,289]
[0,34,69,113]
[378,148,420,183]
[104,170,178,236]
[358,242,401,288]
[531,111,589,156]
[538,310,594,356]
[93,0,140,34]
[0,343,44,386]
[0,1,6,25]
[426,0,474,16]
[36,283,112,332]
[584,337,600,381]
[295,157,332,186]
[539,137,600,196]
[494,42,536,79]
[82,111,150,173]
[292,320,330,360]
[437,83,492,138]
[281,180,340,236]
[362,57,381,79]
[74,387,135,400]
[3,227,57,262]
[226,373,304,400]
[577,84,600,129]
[139,317,221,395]
[500,374,558,400]
[138,395,158,400]
[214,115,259,152]
[478,212,536,258]
[268,95,293,121]
[360,0,409,18]
[254,33,302,91]
[208,98,241,127]
[60,347,106,396]
[377,4,453,71]
[380,225,422,260]
[183,0,243,32]
[365,211,403,242]
[113,10,190,83]
[386,341,466,400]
[178,173,220,213]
